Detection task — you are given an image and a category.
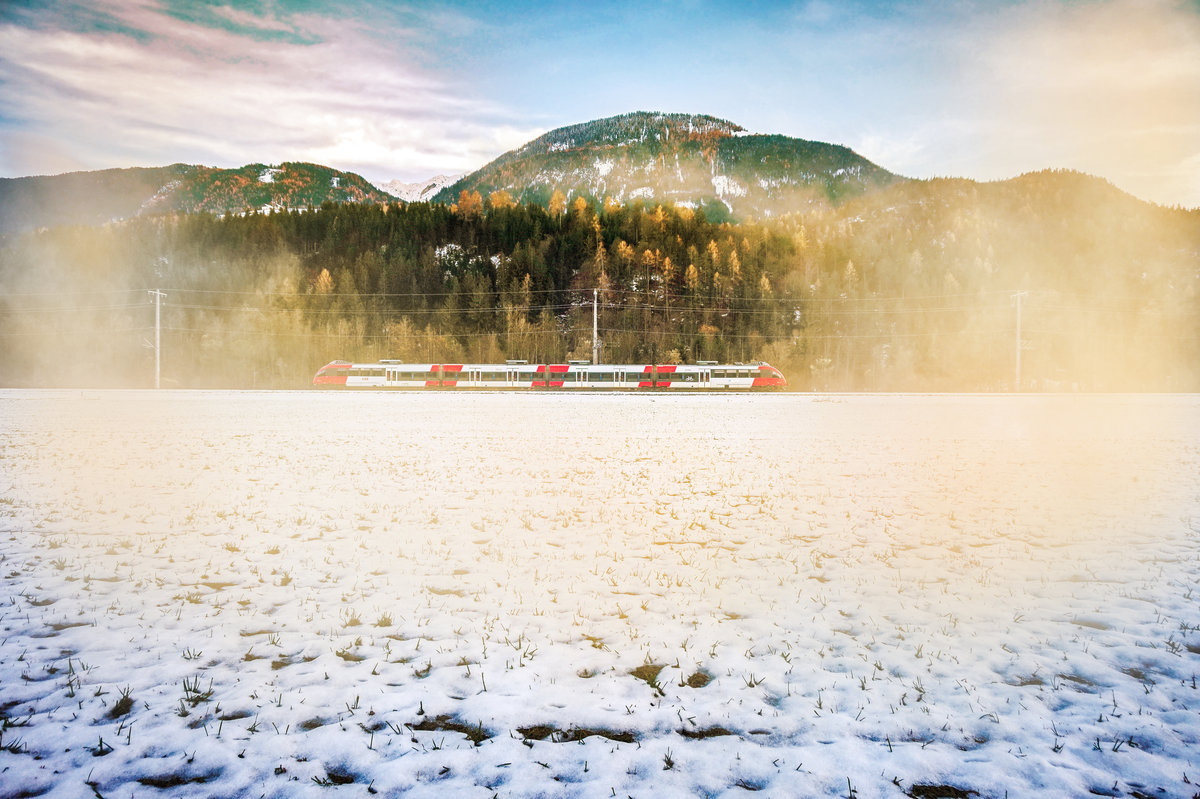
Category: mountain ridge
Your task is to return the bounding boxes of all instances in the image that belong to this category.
[3,111,1189,239]
[0,161,396,234]
[375,174,461,203]
[434,111,901,217]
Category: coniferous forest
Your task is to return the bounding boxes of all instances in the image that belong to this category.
[1,170,1197,390]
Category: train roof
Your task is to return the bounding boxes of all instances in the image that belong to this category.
[329,361,777,369]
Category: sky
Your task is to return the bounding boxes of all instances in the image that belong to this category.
[1,0,1198,208]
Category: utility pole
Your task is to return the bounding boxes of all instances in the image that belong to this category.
[592,288,600,365]
[1012,290,1027,392]
[148,289,166,388]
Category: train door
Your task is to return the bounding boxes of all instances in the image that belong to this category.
[700,368,710,387]
[576,369,586,388]
[386,367,398,386]
[615,367,626,388]
[506,367,519,387]
[468,368,481,387]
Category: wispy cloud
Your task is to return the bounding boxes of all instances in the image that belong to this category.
[850,0,1200,206]
[0,0,540,182]
[1,0,1198,206]
[964,0,1200,206]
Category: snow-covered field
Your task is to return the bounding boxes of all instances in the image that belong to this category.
[1,391,1197,799]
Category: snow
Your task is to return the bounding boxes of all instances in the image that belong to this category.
[712,175,747,198]
[375,175,460,203]
[434,242,463,263]
[259,168,281,184]
[593,158,614,178]
[1,391,1197,799]
[535,169,565,185]
[140,180,182,212]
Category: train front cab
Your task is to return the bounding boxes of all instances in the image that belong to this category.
[313,360,351,386]
[753,363,787,388]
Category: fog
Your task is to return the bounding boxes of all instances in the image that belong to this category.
[1,183,1197,390]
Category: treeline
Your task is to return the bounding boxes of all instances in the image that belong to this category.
[1,170,1197,390]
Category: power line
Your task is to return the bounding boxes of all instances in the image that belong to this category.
[162,302,580,316]
[156,325,587,340]
[0,303,149,314]
[2,284,1174,313]
[594,326,1019,342]
[0,288,147,298]
[157,285,584,299]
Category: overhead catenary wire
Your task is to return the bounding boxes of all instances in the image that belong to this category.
[154,326,588,340]
[1,287,1194,346]
[0,285,1179,313]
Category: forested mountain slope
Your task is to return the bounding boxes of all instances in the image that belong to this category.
[0,162,394,234]
[435,112,900,219]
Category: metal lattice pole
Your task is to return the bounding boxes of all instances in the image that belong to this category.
[148,289,167,388]
[1012,290,1027,392]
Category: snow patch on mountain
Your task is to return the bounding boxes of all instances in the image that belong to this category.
[712,175,747,198]
[140,179,182,213]
[376,174,461,202]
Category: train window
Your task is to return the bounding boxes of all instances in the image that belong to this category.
[591,372,613,382]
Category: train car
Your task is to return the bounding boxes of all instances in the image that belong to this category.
[313,359,786,389]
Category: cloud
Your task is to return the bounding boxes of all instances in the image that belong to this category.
[955,0,1200,206]
[0,0,540,182]
[2,0,1198,207]
[778,0,1200,207]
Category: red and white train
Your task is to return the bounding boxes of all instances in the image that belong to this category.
[313,360,787,390]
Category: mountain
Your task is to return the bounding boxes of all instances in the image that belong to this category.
[375,174,461,203]
[434,111,900,217]
[0,113,902,234]
[0,162,396,234]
